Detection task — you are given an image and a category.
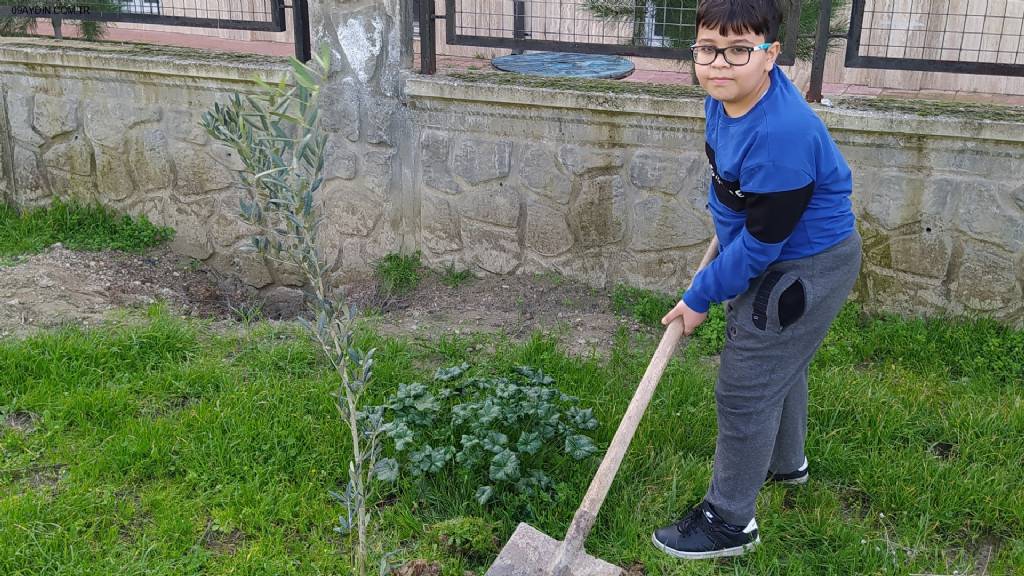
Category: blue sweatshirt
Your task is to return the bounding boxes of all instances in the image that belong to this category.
[682,65,856,314]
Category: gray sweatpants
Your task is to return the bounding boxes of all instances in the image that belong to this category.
[704,229,862,526]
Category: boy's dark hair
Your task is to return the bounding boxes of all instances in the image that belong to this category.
[695,0,784,43]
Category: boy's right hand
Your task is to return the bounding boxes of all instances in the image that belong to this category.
[661,300,707,336]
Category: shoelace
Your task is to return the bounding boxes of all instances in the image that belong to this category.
[674,508,705,537]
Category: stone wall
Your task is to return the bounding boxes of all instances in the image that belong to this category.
[404,78,1024,326]
[0,34,405,289]
[1,37,1022,326]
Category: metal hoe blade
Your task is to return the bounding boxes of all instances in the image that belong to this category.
[484,523,622,576]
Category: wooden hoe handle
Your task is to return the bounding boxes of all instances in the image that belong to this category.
[550,236,719,574]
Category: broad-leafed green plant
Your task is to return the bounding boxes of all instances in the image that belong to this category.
[199,44,390,576]
[373,364,601,505]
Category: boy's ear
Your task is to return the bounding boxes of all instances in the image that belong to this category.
[765,40,782,69]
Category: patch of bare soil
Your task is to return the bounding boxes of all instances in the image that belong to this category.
[3,463,67,489]
[201,524,247,555]
[2,410,39,433]
[343,272,653,357]
[0,244,250,339]
[394,559,441,576]
[0,245,657,357]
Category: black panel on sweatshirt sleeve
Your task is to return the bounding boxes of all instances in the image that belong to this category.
[744,182,815,244]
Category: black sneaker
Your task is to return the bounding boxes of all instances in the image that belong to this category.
[651,501,759,560]
[765,457,809,485]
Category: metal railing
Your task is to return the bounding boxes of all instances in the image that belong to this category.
[0,0,311,60]
[846,0,1024,76]
[432,0,803,63]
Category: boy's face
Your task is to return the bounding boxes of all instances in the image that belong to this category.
[693,26,779,111]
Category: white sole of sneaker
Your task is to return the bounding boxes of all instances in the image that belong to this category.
[650,533,760,560]
[776,474,808,485]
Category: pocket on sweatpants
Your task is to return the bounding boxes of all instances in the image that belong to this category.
[752,271,806,332]
[778,278,806,329]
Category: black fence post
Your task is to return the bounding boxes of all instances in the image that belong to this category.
[512,0,526,54]
[293,0,311,62]
[805,0,831,102]
[419,0,437,74]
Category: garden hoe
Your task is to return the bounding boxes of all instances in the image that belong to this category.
[485,237,720,576]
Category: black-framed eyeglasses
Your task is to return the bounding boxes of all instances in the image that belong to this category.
[690,43,772,66]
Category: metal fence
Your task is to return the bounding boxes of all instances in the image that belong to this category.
[0,0,285,30]
[846,0,1024,75]
[431,0,803,63]
[0,0,311,59]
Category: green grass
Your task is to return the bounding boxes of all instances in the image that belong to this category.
[1,304,1022,575]
[375,251,424,298]
[610,284,727,358]
[611,284,678,328]
[0,200,174,264]
[438,262,475,288]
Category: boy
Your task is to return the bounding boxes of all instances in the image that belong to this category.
[651,0,863,560]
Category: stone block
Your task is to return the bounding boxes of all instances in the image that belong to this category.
[160,204,214,260]
[336,226,401,274]
[32,93,78,138]
[331,193,384,236]
[421,192,461,253]
[169,142,237,197]
[84,101,160,148]
[42,134,92,176]
[206,141,245,172]
[618,251,683,293]
[520,146,570,204]
[339,13,383,85]
[458,184,519,228]
[558,145,623,175]
[261,285,306,319]
[451,137,511,184]
[628,150,701,196]
[461,219,521,274]
[165,108,210,146]
[364,147,395,194]
[420,130,459,194]
[42,168,96,202]
[366,97,397,145]
[325,136,358,180]
[13,146,43,199]
[856,171,927,230]
[206,204,259,249]
[955,184,1024,253]
[322,76,360,141]
[7,92,43,147]
[525,198,574,257]
[95,144,135,201]
[570,175,627,247]
[888,231,953,279]
[207,246,274,289]
[547,248,610,288]
[127,127,174,193]
[950,240,1021,312]
[629,194,707,251]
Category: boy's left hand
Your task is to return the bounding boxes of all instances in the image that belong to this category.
[661,300,707,336]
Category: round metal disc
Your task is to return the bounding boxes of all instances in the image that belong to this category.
[491,52,635,80]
